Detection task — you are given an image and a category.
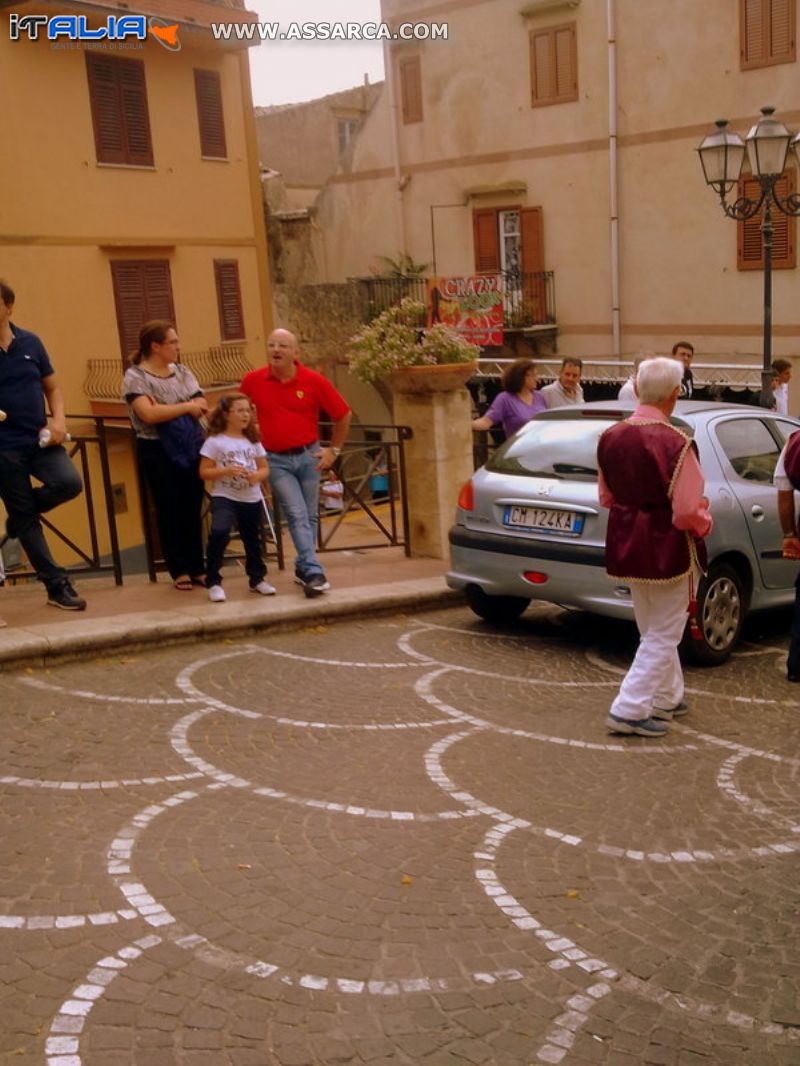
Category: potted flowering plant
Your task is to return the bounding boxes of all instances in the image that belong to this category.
[347,298,479,393]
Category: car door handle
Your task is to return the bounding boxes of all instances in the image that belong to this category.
[750,505,765,520]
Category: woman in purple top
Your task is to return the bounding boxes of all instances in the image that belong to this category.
[472,358,546,439]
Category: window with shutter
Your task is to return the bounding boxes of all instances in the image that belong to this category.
[737,171,797,270]
[740,0,796,69]
[399,56,423,124]
[194,69,227,159]
[473,207,546,273]
[530,23,578,107]
[86,53,153,166]
[214,260,245,341]
[110,260,175,364]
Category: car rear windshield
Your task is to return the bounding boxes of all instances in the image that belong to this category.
[485,412,693,481]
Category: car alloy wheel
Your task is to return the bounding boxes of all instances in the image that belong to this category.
[684,562,745,666]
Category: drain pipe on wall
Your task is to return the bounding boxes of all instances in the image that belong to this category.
[607,0,621,356]
[383,39,408,255]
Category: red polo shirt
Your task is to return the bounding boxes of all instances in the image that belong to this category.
[241,362,350,452]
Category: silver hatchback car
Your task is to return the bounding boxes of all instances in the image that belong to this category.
[447,401,800,664]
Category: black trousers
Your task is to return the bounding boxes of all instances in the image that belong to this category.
[136,438,205,580]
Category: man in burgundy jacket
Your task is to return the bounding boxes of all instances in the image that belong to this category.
[598,357,713,737]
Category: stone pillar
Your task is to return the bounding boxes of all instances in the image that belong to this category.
[391,366,475,559]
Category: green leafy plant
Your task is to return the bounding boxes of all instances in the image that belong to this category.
[373,252,430,278]
[347,298,479,384]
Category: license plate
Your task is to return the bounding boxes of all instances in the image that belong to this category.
[503,505,584,535]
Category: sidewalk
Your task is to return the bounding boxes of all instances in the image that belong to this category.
[0,549,460,670]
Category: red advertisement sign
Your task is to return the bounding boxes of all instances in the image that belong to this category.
[427,275,503,345]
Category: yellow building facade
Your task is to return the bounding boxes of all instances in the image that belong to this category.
[1,0,272,564]
[314,0,799,362]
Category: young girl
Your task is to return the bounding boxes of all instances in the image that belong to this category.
[199,394,275,602]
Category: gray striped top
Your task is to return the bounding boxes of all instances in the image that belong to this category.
[122,363,203,440]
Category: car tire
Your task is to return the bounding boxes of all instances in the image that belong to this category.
[465,585,529,624]
[682,562,745,666]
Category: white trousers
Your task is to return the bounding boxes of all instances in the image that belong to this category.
[610,574,691,721]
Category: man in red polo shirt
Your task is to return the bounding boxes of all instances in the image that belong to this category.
[241,329,351,597]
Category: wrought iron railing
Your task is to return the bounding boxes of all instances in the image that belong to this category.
[309,423,411,556]
[84,345,254,401]
[347,271,556,330]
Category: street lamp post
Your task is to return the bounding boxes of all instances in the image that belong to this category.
[697,107,800,407]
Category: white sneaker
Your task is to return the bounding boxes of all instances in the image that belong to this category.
[208,585,226,603]
[251,580,277,596]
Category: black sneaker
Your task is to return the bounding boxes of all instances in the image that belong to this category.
[47,580,87,611]
[302,573,330,598]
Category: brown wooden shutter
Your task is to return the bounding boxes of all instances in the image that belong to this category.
[741,0,795,66]
[737,171,796,270]
[111,260,175,363]
[86,54,126,164]
[530,31,554,104]
[86,53,153,166]
[520,208,546,322]
[741,0,765,65]
[194,69,227,159]
[520,208,544,273]
[769,0,795,61]
[214,260,245,341]
[554,26,577,99]
[530,23,578,106]
[473,209,500,272]
[399,56,423,124]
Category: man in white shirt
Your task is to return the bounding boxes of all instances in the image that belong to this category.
[541,358,584,408]
[771,359,791,416]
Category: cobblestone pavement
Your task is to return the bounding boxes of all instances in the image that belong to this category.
[1,603,798,1065]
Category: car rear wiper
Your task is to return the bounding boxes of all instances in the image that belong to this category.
[552,463,597,476]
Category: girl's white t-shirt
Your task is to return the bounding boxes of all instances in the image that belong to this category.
[200,433,267,503]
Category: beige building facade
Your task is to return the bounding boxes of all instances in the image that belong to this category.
[312,0,799,362]
[1,0,272,561]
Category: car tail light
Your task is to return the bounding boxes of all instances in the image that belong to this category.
[523,571,549,584]
[457,479,475,511]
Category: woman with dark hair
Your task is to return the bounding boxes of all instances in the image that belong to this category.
[122,321,208,591]
[471,358,545,439]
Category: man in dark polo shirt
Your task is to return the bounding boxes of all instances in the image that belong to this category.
[0,280,85,610]
[241,329,351,597]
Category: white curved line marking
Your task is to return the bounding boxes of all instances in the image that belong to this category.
[105,785,532,996]
[46,935,162,1065]
[586,644,800,708]
[168,708,480,821]
[415,670,685,753]
[0,772,204,791]
[401,629,618,687]
[20,675,199,705]
[174,646,448,729]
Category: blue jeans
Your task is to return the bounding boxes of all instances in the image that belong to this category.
[0,443,83,587]
[267,443,323,578]
[205,497,266,588]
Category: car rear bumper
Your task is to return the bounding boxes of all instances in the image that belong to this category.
[447,525,635,619]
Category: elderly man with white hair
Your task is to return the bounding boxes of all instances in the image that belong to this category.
[597,357,713,737]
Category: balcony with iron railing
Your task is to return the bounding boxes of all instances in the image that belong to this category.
[84,344,256,414]
[348,271,557,332]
